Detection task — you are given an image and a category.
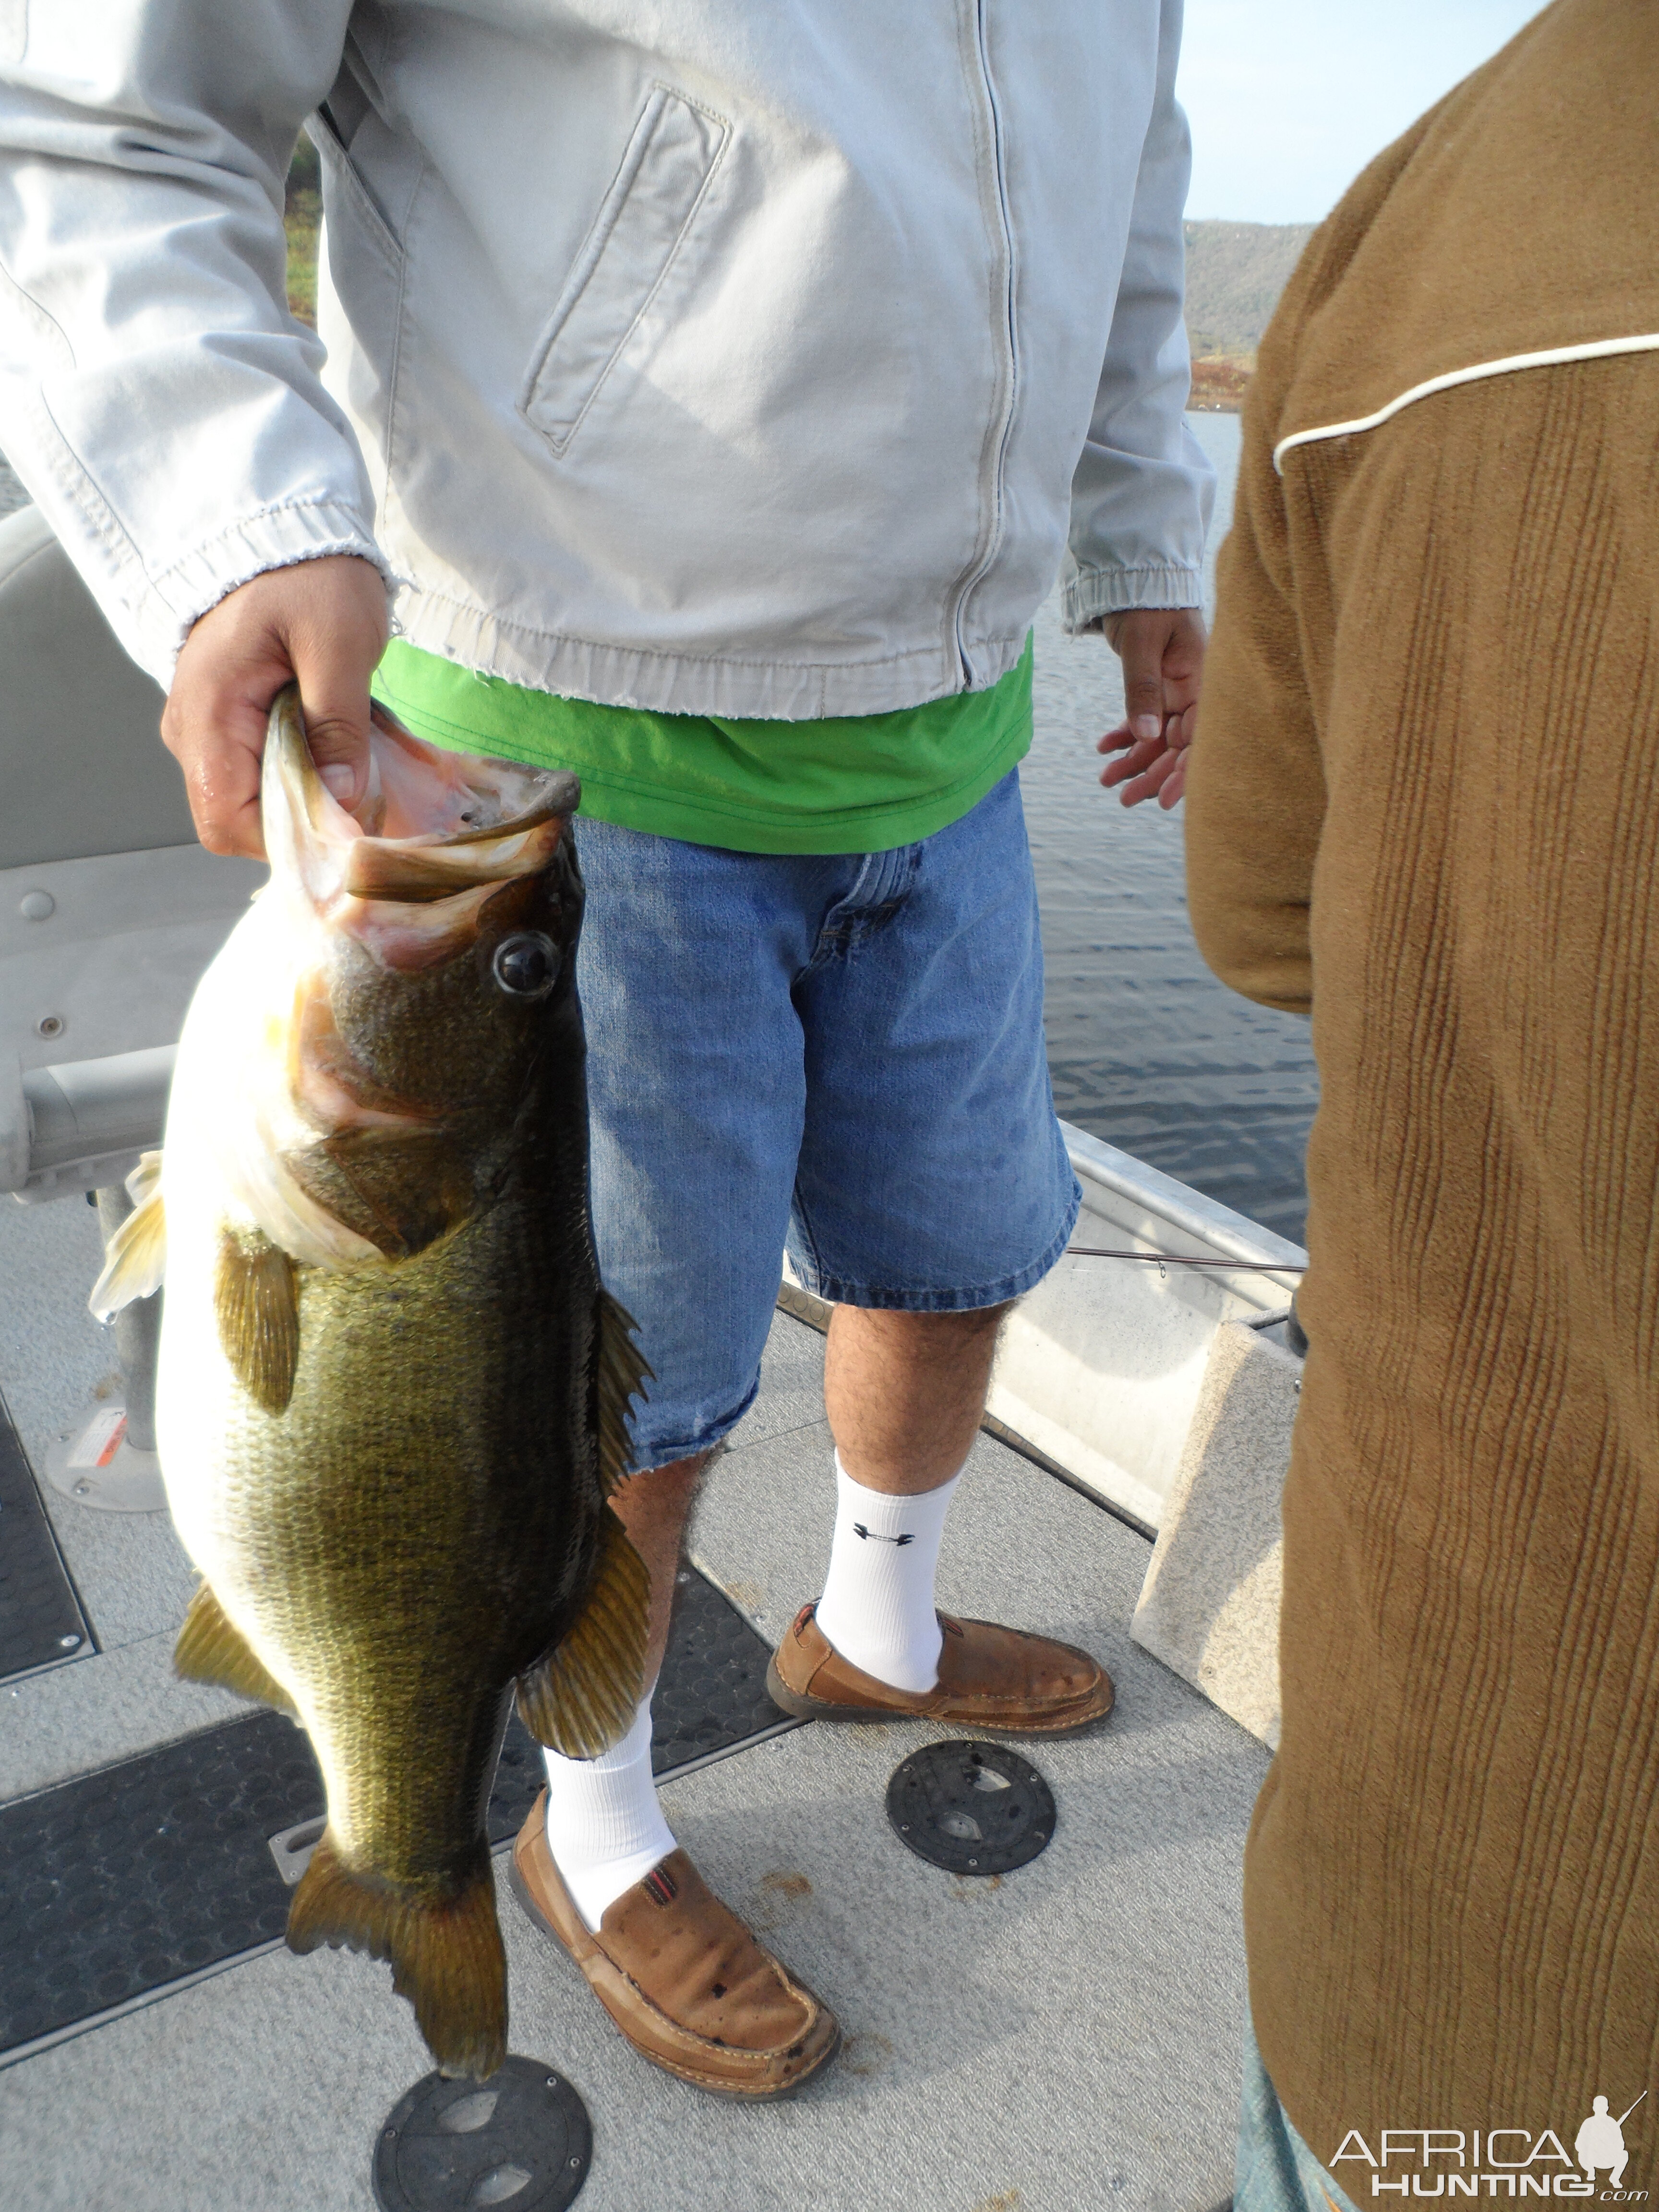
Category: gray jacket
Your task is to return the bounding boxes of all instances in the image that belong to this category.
[0,1,1212,714]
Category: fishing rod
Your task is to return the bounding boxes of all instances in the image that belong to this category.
[1066,1245,1304,1276]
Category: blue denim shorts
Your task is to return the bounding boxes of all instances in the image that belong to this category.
[1235,2003,1362,2212]
[575,769,1080,1467]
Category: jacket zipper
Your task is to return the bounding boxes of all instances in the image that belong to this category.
[949,0,1020,690]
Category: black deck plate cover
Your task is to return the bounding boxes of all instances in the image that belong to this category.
[0,1567,787,2054]
[651,1566,795,1777]
[0,1391,93,1683]
[0,1709,319,2054]
[886,1739,1057,1875]
[373,2056,590,2212]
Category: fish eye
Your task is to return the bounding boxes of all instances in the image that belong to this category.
[490,931,561,999]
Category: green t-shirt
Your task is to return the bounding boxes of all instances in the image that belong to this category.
[371,635,1033,855]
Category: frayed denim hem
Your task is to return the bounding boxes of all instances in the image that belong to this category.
[790,1178,1082,1313]
[623,1384,758,1475]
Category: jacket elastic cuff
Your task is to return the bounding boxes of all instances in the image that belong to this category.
[1061,563,1203,633]
[142,499,396,677]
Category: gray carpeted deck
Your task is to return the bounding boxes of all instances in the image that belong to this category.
[0,1190,1265,2212]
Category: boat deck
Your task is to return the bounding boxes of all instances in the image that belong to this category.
[0,1191,1264,2212]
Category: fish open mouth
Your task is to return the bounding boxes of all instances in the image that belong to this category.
[263,687,578,970]
[219,688,584,1264]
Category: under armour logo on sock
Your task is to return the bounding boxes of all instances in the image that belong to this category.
[852,1524,915,1545]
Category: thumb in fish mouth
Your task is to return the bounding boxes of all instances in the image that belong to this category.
[300,704,372,818]
[278,565,388,818]
[318,761,359,803]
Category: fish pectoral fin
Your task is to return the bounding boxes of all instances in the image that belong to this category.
[517,1506,651,1759]
[288,1831,506,2081]
[596,1287,652,1497]
[173,1580,296,1714]
[125,1149,163,1208]
[87,1184,167,1321]
[214,1226,300,1415]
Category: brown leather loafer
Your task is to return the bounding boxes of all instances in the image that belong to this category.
[507,1793,839,2099]
[766,1604,1115,1734]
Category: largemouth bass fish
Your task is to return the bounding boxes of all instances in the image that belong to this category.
[92,687,650,2079]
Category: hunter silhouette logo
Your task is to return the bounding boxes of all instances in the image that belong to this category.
[1577,2096,1646,2193]
[1331,2092,1649,2199]
[852,1525,914,1545]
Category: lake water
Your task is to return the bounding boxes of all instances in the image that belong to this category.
[1025,411,1318,1244]
[0,411,1316,1241]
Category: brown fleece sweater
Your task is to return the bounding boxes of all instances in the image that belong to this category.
[1185,0,1659,2187]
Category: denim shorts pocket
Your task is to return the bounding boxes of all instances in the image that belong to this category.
[518,84,730,455]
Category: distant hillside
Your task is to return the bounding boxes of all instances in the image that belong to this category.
[1184,218,1313,356]
[1182,218,1314,409]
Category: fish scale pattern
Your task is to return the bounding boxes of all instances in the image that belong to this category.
[0,1568,788,2055]
[0,1395,93,1682]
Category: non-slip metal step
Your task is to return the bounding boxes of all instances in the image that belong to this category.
[0,1390,93,1683]
[0,1565,798,2063]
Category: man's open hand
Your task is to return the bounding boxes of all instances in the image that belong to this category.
[161,555,390,859]
[1096,606,1207,810]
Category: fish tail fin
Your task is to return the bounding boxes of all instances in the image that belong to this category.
[517,1505,650,1759]
[287,1833,506,2080]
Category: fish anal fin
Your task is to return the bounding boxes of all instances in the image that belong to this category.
[173,1580,296,1714]
[287,1831,506,2080]
[214,1227,300,1415]
[517,1506,650,1760]
[87,1185,167,1322]
[596,1288,652,1497]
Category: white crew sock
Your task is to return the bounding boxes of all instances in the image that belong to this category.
[812,1453,962,1693]
[541,1700,677,1934]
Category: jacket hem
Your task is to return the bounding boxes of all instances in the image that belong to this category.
[1060,563,1203,632]
[393,589,1031,722]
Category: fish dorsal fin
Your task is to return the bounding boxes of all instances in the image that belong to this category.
[87,1182,167,1322]
[287,1830,506,2081]
[516,1507,650,1760]
[214,1227,301,1415]
[174,1579,296,1714]
[597,1288,651,1497]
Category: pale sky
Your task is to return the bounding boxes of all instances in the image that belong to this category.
[1178,0,1551,226]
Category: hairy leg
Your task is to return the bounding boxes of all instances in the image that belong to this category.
[823,1302,1010,1494]
[608,1453,707,1686]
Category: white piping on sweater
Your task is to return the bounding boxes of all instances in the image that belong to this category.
[1272,333,1659,475]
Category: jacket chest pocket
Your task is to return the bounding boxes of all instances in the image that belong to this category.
[519,85,730,454]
